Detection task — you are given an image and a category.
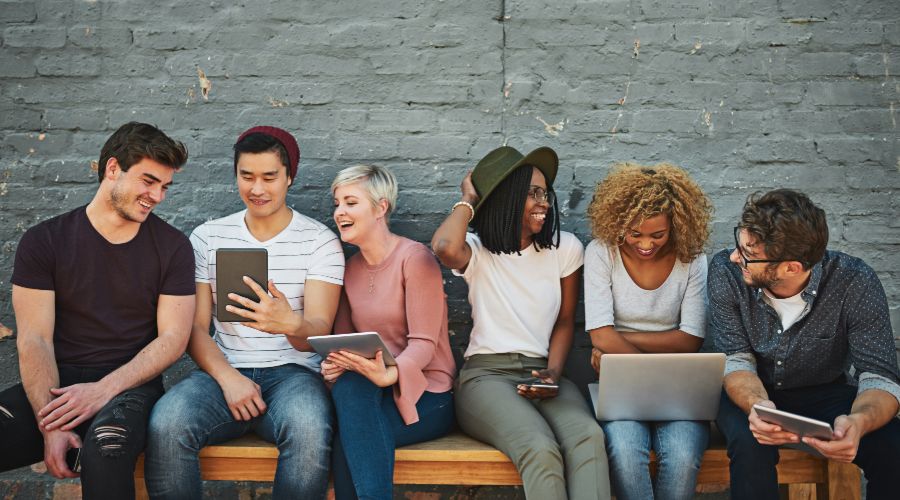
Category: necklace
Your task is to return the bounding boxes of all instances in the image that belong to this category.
[368,268,377,294]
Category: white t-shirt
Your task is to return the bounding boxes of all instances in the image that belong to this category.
[584,240,707,338]
[190,209,345,369]
[453,231,584,358]
[762,289,809,332]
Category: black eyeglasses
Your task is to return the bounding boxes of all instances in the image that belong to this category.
[528,186,555,205]
[732,227,789,268]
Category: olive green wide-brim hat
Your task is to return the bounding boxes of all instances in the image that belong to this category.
[471,146,559,213]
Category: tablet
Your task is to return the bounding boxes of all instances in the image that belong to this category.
[307,332,397,366]
[215,248,268,323]
[752,404,834,440]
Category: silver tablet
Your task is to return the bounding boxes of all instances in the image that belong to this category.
[307,332,397,366]
[752,404,834,440]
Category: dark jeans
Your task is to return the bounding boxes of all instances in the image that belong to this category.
[0,365,164,500]
[716,380,900,500]
[331,371,455,500]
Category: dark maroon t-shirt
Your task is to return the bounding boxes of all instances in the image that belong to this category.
[11,206,195,368]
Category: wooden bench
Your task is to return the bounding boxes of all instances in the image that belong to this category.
[133,432,861,499]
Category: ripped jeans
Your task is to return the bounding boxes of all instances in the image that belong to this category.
[0,365,164,500]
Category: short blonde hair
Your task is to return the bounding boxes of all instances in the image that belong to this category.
[587,162,712,263]
[331,165,398,221]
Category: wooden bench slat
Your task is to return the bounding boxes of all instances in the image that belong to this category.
[394,461,522,485]
[133,431,861,500]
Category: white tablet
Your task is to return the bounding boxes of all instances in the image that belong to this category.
[307,332,397,366]
[752,404,834,440]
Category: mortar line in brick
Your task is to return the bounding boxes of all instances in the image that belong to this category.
[500,0,507,141]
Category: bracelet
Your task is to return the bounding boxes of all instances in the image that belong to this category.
[452,201,475,223]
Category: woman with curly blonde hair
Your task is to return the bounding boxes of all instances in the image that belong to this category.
[584,163,712,500]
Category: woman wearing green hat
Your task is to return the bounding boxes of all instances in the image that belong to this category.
[432,146,611,500]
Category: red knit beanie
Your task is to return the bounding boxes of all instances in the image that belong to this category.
[235,126,300,181]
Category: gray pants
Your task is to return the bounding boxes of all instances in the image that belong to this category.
[455,353,611,500]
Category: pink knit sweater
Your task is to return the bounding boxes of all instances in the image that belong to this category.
[333,237,456,425]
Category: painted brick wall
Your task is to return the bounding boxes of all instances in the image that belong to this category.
[1,0,897,497]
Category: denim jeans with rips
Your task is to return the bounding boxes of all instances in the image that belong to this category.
[0,365,163,500]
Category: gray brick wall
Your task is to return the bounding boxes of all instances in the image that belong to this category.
[0,0,897,497]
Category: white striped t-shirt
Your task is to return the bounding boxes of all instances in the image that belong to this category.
[190,209,345,370]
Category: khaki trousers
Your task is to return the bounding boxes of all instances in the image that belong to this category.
[455,353,611,500]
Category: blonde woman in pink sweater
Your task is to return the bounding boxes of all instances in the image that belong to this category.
[322,165,457,500]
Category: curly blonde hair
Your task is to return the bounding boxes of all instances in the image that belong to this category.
[587,163,712,263]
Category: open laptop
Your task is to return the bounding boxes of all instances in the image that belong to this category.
[589,353,725,421]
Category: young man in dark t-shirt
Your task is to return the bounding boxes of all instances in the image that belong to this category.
[0,122,196,499]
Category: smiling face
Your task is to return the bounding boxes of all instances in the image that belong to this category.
[731,227,782,288]
[621,213,671,261]
[520,167,550,245]
[108,157,174,223]
[333,181,386,245]
[236,151,292,220]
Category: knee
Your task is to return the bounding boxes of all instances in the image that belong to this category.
[147,395,203,453]
[332,372,378,401]
[85,392,156,460]
[514,434,563,470]
[81,423,136,464]
[657,445,702,470]
[561,419,606,453]
[274,406,333,454]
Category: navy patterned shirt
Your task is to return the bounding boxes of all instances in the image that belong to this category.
[708,249,900,411]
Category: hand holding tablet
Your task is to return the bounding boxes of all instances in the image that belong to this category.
[308,332,397,366]
[752,404,835,441]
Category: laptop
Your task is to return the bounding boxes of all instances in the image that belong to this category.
[589,353,725,421]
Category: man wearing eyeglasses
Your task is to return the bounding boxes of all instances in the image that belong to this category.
[708,189,900,500]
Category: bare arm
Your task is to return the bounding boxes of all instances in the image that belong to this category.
[187,283,237,378]
[225,278,341,351]
[620,330,704,353]
[519,270,581,399]
[846,389,899,437]
[284,279,341,350]
[431,171,476,271]
[547,270,581,375]
[13,285,83,479]
[13,286,58,416]
[588,328,703,373]
[723,369,770,414]
[721,369,803,446]
[188,282,268,421]
[41,293,194,431]
[589,326,641,354]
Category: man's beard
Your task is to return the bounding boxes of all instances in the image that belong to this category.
[110,183,142,223]
[747,265,780,290]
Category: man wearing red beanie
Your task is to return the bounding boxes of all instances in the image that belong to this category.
[145,127,344,499]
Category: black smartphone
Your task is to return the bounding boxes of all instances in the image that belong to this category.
[65,447,82,473]
[215,248,268,322]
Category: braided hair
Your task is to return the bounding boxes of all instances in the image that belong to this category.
[472,165,561,255]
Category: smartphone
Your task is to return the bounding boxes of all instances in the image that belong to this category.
[215,248,268,322]
[752,404,834,440]
[65,447,82,473]
[527,383,559,390]
[520,378,558,390]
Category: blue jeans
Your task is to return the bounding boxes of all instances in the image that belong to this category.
[331,372,454,500]
[144,365,333,500]
[600,420,708,500]
[717,380,900,500]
